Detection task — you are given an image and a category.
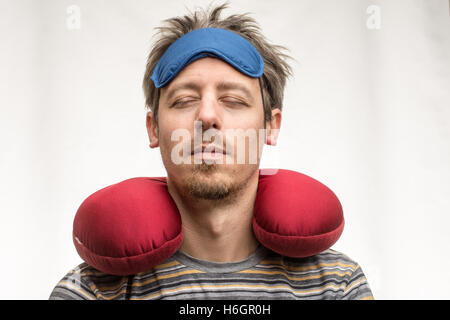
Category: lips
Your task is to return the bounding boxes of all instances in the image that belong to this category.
[191,145,227,155]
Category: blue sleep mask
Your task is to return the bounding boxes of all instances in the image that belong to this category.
[150,28,264,88]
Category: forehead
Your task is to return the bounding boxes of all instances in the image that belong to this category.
[163,57,259,92]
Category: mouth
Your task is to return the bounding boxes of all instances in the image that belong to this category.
[190,145,230,162]
[191,145,228,156]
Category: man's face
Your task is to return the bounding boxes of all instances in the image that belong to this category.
[147,57,270,201]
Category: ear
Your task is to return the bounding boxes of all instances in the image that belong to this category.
[146,111,159,148]
[265,108,281,146]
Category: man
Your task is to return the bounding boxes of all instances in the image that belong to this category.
[50,3,373,300]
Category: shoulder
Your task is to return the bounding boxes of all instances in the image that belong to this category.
[261,247,360,270]
[49,262,112,300]
[49,257,178,300]
[258,248,374,300]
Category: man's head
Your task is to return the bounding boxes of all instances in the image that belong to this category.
[143,3,292,126]
[143,3,292,202]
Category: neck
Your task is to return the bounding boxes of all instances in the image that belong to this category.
[167,170,260,262]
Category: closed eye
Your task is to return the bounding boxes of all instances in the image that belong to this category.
[171,97,199,107]
[220,97,249,107]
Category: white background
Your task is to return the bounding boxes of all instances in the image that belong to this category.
[0,0,449,299]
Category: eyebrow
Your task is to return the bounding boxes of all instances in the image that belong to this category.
[164,82,202,102]
[216,81,253,101]
[163,80,254,103]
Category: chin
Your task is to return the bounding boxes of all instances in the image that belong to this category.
[188,175,231,200]
[186,164,232,198]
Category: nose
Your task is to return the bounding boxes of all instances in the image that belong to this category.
[196,93,222,131]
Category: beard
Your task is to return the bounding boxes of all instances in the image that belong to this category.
[186,161,250,202]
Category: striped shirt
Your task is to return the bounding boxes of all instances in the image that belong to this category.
[49,246,373,300]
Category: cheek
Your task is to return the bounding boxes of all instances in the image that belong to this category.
[225,109,264,139]
[158,111,191,142]
[223,122,265,164]
[157,118,195,167]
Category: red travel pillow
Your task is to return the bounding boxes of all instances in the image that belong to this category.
[73,169,344,275]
